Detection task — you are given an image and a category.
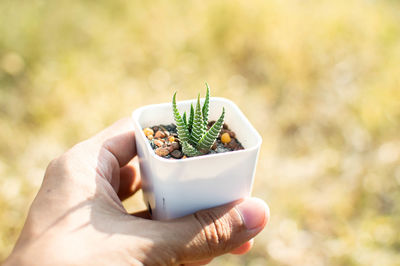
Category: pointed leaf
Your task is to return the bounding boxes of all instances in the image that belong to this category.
[181,140,202,157]
[188,103,194,133]
[190,94,205,145]
[202,83,210,128]
[197,108,225,153]
[172,92,190,143]
[182,112,187,127]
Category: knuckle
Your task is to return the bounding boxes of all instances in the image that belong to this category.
[194,209,232,255]
[45,154,71,175]
[44,156,64,177]
[44,147,86,183]
[46,157,59,172]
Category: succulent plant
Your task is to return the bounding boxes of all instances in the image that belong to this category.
[172,84,225,157]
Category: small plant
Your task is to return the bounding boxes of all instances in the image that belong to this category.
[172,83,225,157]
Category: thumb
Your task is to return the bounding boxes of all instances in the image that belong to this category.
[163,197,269,263]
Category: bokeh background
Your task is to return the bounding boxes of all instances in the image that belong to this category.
[1,0,400,265]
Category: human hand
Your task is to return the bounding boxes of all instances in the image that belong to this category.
[5,118,269,266]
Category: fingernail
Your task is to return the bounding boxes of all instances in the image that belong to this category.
[236,198,269,230]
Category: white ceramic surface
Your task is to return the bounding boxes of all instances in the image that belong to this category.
[132,97,262,220]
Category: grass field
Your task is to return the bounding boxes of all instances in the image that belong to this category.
[1,0,400,265]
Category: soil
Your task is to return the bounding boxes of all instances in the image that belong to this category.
[143,122,244,159]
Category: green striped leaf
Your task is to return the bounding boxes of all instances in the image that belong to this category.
[172,92,190,143]
[181,140,202,157]
[188,103,194,133]
[182,111,187,127]
[197,107,225,152]
[202,83,210,129]
[190,94,205,145]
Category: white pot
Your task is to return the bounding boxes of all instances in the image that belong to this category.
[132,97,262,220]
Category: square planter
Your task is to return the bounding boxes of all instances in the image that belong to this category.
[132,97,262,220]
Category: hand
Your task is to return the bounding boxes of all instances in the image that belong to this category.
[4,118,269,266]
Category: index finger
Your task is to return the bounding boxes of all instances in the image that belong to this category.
[90,117,137,167]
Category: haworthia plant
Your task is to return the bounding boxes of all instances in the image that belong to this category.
[172,84,225,157]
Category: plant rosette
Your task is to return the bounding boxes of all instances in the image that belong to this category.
[132,95,262,220]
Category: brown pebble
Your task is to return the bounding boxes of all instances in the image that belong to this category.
[199,148,209,154]
[168,142,180,152]
[227,139,240,150]
[223,123,229,129]
[154,139,163,147]
[155,131,166,139]
[234,146,244,151]
[171,150,183,159]
[211,142,217,150]
[152,126,160,132]
[220,129,228,135]
[208,121,216,127]
[155,147,169,157]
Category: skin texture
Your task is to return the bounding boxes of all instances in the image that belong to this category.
[4,118,269,266]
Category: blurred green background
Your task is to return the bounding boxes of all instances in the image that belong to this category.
[1,0,400,265]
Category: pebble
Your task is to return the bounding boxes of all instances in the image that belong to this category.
[171,150,183,159]
[221,129,235,138]
[143,127,154,137]
[168,142,180,152]
[155,147,170,157]
[221,133,231,144]
[154,139,163,147]
[211,142,217,150]
[227,139,241,150]
[168,136,175,142]
[155,130,166,139]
